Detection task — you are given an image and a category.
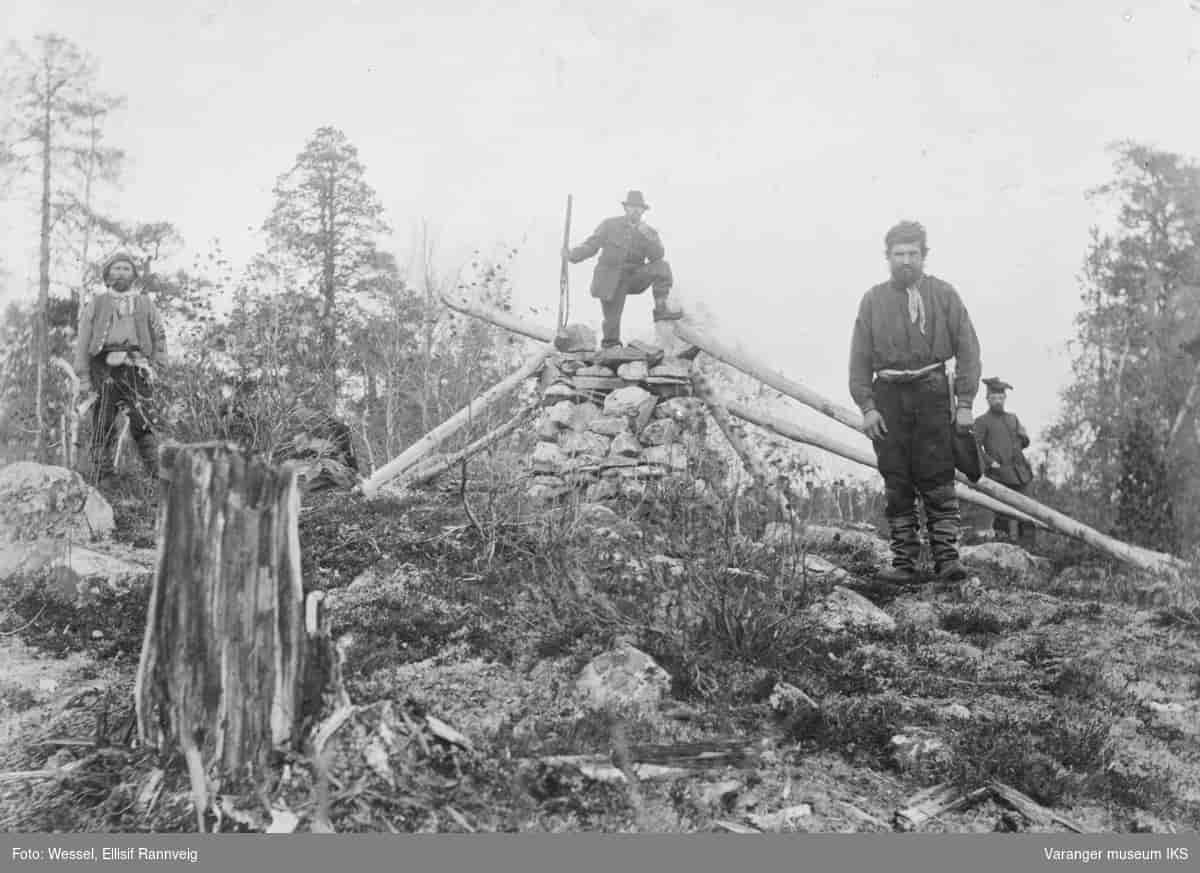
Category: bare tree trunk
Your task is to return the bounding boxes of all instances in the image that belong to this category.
[34,95,53,462]
[1167,359,1200,452]
[135,443,334,832]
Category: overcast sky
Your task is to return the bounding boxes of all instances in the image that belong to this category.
[4,0,1199,472]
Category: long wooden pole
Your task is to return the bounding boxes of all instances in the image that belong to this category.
[692,371,800,524]
[359,344,552,497]
[399,398,538,489]
[727,401,1186,576]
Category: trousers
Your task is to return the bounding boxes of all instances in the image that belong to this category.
[88,356,159,478]
[600,259,673,347]
[870,369,961,569]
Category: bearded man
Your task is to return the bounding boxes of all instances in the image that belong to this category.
[74,252,168,483]
[848,221,982,583]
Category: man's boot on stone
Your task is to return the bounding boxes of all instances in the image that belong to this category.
[925,485,968,581]
[653,298,683,322]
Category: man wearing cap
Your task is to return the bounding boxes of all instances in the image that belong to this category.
[974,377,1036,548]
[849,221,982,584]
[565,190,682,349]
[74,252,168,483]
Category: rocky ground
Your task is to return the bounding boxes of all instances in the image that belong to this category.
[1,460,1198,835]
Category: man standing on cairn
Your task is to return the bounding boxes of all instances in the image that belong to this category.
[565,190,682,349]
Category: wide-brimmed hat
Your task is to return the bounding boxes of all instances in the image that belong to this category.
[621,190,649,210]
[983,377,1013,393]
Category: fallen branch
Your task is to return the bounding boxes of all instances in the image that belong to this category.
[359,344,551,497]
[893,783,992,831]
[989,781,1089,833]
[692,372,801,527]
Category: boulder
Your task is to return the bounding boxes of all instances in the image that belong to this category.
[576,643,671,717]
[961,542,1051,578]
[576,364,617,378]
[0,539,152,606]
[634,395,659,432]
[609,433,642,457]
[643,444,689,471]
[588,416,630,437]
[547,400,577,427]
[541,383,582,406]
[554,323,597,353]
[617,362,649,382]
[639,419,679,446]
[531,442,567,473]
[649,358,693,379]
[604,385,654,418]
[561,432,611,459]
[568,402,603,433]
[536,417,561,441]
[890,728,952,775]
[0,462,114,543]
[585,480,620,502]
[806,586,896,635]
[573,375,626,392]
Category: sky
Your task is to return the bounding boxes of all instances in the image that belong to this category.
[3,0,1199,477]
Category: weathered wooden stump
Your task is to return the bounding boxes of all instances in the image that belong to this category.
[134,442,340,831]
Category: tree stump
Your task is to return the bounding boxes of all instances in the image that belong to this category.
[134,443,336,830]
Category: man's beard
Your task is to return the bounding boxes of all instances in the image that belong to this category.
[109,279,132,292]
[890,265,922,287]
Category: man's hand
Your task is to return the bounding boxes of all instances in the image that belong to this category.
[955,407,973,434]
[863,409,888,441]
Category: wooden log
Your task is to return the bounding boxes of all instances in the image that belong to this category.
[727,401,1188,575]
[675,319,866,433]
[725,400,1044,529]
[441,290,556,343]
[893,783,992,831]
[692,372,801,525]
[989,781,1089,833]
[359,344,552,497]
[399,398,538,489]
[134,443,310,832]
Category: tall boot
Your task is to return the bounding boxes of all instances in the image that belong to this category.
[879,482,921,583]
[924,483,967,581]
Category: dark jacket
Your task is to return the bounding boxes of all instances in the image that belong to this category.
[74,288,168,378]
[974,409,1030,470]
[848,274,981,414]
[568,216,666,301]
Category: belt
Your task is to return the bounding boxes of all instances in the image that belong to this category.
[874,361,945,383]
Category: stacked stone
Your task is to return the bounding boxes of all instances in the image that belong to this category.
[526,344,709,502]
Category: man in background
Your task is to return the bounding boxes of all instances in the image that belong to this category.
[74,252,167,484]
[974,377,1036,549]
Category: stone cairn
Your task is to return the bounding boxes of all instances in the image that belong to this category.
[526,339,711,503]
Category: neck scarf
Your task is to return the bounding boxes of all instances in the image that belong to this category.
[906,280,926,335]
